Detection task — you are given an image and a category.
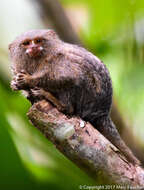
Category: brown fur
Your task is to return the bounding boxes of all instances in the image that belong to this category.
[9,29,140,165]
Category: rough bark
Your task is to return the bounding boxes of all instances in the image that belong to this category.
[28,100,144,187]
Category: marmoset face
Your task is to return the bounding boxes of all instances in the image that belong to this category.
[9,29,60,61]
[21,37,44,58]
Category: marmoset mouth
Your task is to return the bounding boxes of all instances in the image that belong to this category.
[26,46,43,58]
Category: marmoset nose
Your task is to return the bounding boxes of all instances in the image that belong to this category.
[26,44,43,57]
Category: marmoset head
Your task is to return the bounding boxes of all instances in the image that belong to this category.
[9,29,60,59]
[9,29,61,74]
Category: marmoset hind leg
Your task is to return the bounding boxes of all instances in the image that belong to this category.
[31,88,68,113]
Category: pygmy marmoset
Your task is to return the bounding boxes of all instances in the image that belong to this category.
[9,29,140,165]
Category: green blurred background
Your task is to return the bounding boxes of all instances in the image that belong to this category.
[0,0,144,189]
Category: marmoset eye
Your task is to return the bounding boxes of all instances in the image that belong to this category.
[34,38,42,44]
[22,40,30,46]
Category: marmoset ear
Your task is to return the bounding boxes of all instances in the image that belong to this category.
[48,29,56,36]
[8,42,15,57]
[45,29,59,39]
[8,43,13,51]
[8,41,18,58]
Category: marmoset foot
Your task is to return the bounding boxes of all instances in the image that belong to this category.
[31,87,66,112]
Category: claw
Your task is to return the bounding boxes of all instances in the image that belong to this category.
[33,87,40,90]
[17,73,25,78]
[31,88,43,98]
[11,80,19,91]
[20,70,27,74]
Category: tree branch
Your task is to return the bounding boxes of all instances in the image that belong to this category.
[33,0,80,44]
[28,100,144,186]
